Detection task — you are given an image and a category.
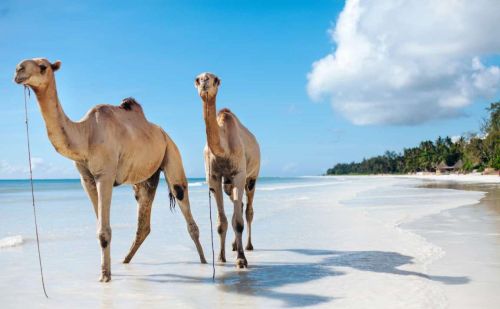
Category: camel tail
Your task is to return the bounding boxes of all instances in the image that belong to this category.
[168,191,176,211]
[160,129,189,212]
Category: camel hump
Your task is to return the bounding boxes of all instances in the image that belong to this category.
[120,97,142,111]
[218,108,235,122]
[218,108,232,115]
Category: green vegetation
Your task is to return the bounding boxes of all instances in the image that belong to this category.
[326,102,500,175]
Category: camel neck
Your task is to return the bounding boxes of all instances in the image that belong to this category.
[32,79,84,161]
[202,96,225,157]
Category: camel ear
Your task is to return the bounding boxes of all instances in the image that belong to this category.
[51,60,61,72]
[214,77,220,86]
[194,77,200,88]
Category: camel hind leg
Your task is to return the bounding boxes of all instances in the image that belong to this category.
[75,162,98,218]
[245,178,257,250]
[162,135,207,264]
[230,177,257,251]
[123,169,160,264]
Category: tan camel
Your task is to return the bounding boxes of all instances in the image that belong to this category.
[194,72,260,268]
[14,58,206,282]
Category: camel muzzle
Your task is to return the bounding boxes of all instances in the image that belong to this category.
[14,75,28,84]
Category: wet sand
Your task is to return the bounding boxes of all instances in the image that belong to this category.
[406,181,500,308]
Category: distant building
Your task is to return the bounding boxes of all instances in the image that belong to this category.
[436,160,463,174]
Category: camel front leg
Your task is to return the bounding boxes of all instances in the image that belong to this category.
[231,173,247,268]
[123,170,160,264]
[162,138,206,263]
[96,175,114,282]
[209,176,227,262]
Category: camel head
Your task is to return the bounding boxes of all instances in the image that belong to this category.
[194,72,220,100]
[14,58,61,89]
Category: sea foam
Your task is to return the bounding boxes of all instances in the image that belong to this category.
[0,235,24,249]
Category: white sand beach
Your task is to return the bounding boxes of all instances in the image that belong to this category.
[0,176,499,308]
[399,174,500,184]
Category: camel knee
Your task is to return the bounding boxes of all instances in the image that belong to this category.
[217,217,228,235]
[173,184,186,201]
[97,227,112,249]
[246,178,256,191]
[138,225,151,238]
[232,218,244,234]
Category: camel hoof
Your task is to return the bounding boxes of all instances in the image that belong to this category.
[123,257,131,264]
[200,256,208,264]
[232,242,237,252]
[245,243,254,251]
[99,271,111,283]
[236,258,248,269]
[218,255,226,263]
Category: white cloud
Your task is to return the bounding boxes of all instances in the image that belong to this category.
[0,158,77,179]
[0,160,25,176]
[307,0,500,125]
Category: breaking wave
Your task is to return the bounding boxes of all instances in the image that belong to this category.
[0,235,24,249]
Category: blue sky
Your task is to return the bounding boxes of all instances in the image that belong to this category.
[0,0,499,178]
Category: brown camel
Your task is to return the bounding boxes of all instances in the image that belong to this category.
[14,58,206,282]
[194,72,260,268]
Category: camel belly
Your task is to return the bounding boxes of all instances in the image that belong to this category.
[211,156,239,179]
[115,144,165,185]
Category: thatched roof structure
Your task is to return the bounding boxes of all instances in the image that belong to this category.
[436,159,463,173]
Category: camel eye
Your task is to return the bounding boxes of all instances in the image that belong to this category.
[39,64,47,73]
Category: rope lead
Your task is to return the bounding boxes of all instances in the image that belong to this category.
[24,86,49,298]
[208,163,216,281]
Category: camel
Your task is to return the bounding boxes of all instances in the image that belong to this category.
[14,58,206,282]
[194,72,260,268]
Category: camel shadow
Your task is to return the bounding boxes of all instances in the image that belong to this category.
[139,248,469,307]
[274,249,470,285]
[142,260,342,307]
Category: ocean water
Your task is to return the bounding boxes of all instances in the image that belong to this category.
[0,177,339,247]
[0,176,498,308]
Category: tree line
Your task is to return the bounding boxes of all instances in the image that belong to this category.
[326,102,499,175]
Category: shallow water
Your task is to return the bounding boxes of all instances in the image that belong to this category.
[406,182,500,308]
[0,176,498,308]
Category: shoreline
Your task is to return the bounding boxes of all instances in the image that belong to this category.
[322,173,499,184]
[405,181,500,308]
[335,175,499,307]
[398,174,499,184]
